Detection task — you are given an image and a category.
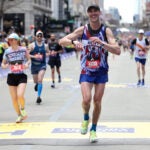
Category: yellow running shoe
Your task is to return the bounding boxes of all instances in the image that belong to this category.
[89,130,98,143]
[16,115,23,123]
[80,120,89,134]
[21,109,27,120]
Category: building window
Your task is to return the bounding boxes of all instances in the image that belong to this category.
[49,0,51,8]
[46,0,48,7]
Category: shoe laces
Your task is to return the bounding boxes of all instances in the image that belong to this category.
[90,130,97,138]
[82,120,89,128]
[16,115,22,122]
[21,109,26,116]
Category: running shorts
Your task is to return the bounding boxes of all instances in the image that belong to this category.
[79,73,108,84]
[31,65,46,74]
[7,73,27,86]
[135,57,146,65]
[48,59,61,68]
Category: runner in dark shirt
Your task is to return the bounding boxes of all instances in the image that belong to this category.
[48,34,63,88]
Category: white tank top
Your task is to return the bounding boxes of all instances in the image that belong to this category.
[134,38,147,59]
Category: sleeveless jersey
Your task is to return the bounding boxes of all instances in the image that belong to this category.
[81,24,108,75]
[30,42,46,67]
[134,38,147,59]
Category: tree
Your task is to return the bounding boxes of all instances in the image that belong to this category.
[0,0,24,31]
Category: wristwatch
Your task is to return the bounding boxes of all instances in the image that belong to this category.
[71,40,75,45]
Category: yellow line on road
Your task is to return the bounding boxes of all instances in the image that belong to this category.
[0,122,150,139]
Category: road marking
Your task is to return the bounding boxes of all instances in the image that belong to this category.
[107,83,150,88]
[28,78,73,82]
[0,122,150,139]
[27,77,150,88]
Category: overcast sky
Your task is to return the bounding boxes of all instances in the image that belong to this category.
[104,0,138,23]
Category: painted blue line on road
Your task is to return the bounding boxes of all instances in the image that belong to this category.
[12,130,26,135]
[52,126,134,133]
[0,130,26,135]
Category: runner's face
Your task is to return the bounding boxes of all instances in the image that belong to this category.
[50,35,56,41]
[87,9,101,23]
[8,38,18,46]
[36,34,43,42]
[138,33,144,40]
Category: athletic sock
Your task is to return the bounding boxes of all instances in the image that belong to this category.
[37,83,43,97]
[84,113,89,121]
[90,124,97,131]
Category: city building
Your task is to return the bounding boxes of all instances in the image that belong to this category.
[1,0,105,36]
[2,0,52,35]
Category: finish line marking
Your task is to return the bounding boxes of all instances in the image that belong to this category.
[0,122,150,139]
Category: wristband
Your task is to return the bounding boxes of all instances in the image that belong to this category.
[71,40,75,45]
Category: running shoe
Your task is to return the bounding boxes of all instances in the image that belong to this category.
[141,79,145,86]
[21,109,27,120]
[51,83,55,88]
[36,97,42,104]
[34,83,38,91]
[89,130,98,143]
[16,115,23,123]
[81,120,89,134]
[137,80,141,86]
[58,76,61,83]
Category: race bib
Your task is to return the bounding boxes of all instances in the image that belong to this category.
[86,60,100,69]
[10,64,24,73]
[35,53,43,60]
[138,50,145,57]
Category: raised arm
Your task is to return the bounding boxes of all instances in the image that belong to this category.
[59,26,84,50]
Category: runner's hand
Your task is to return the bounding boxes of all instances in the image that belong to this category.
[89,37,102,44]
[73,41,83,51]
[24,63,29,69]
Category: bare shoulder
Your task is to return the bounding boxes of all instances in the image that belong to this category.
[64,26,85,39]
[105,27,116,44]
[105,27,113,37]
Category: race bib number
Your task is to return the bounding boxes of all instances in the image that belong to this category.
[35,53,43,60]
[138,50,145,57]
[10,64,24,73]
[86,60,100,69]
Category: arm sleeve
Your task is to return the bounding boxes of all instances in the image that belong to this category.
[145,39,149,45]
[130,39,136,50]
[131,39,136,45]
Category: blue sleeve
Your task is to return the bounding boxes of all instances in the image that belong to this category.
[130,39,136,50]
[130,45,134,50]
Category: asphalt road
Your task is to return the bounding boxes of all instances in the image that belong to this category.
[0,50,150,150]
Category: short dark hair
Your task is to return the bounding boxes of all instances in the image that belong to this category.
[87,5,100,12]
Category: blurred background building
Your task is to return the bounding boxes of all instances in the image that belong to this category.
[0,0,150,36]
[0,0,104,36]
[1,0,52,35]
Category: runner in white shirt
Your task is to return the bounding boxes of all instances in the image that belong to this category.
[130,29,149,86]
